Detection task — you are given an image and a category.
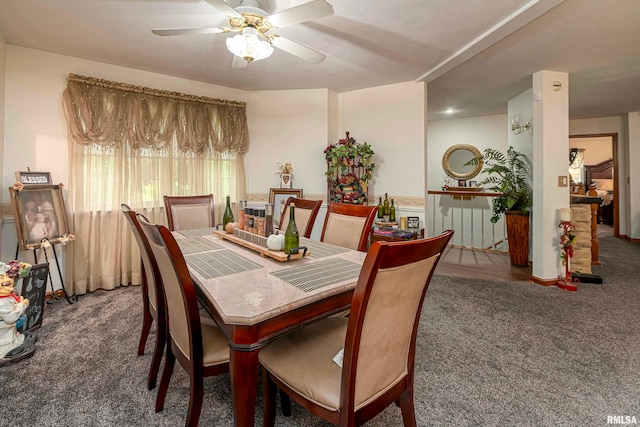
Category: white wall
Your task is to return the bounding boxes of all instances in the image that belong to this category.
[508,89,533,161]
[427,114,508,190]
[627,112,640,239]
[339,81,426,200]
[245,89,332,196]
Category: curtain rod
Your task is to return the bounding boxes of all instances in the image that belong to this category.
[67,73,246,108]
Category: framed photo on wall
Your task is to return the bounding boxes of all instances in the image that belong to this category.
[9,184,70,250]
[269,188,303,228]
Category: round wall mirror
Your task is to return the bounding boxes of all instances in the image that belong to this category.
[442,144,483,180]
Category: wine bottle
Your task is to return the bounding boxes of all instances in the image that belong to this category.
[377,197,384,219]
[383,193,390,216]
[390,199,396,222]
[284,202,299,255]
[223,195,234,229]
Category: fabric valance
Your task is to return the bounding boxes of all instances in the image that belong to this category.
[62,73,249,155]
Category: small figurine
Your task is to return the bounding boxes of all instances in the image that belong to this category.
[0,261,37,366]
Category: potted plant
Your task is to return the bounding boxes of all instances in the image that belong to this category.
[324,132,375,204]
[466,146,532,266]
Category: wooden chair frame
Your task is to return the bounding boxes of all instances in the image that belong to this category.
[262,230,454,426]
[138,215,230,427]
[121,204,166,390]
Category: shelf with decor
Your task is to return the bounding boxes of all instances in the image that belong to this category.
[324,132,375,205]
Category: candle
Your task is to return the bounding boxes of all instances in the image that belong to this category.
[560,208,571,222]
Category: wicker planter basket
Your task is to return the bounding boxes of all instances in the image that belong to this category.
[505,211,529,267]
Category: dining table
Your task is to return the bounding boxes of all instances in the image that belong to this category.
[172,227,366,427]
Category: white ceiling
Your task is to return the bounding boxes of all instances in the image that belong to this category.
[1,0,639,121]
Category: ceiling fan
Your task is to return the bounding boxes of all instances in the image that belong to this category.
[152,0,333,68]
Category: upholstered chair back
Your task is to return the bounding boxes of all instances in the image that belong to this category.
[278,197,322,238]
[321,202,377,252]
[163,194,215,231]
[138,216,199,362]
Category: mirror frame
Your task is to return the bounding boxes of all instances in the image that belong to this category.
[442,144,483,180]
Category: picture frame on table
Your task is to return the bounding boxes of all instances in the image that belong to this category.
[458,179,467,187]
[269,188,303,228]
[469,180,477,187]
[9,184,70,250]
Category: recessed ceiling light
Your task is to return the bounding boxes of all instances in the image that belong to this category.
[445,108,455,114]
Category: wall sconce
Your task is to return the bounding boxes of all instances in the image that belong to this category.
[511,117,531,135]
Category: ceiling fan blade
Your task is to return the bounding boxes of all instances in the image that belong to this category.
[267,0,334,29]
[270,36,326,64]
[204,0,243,18]
[231,55,248,68]
[152,27,226,36]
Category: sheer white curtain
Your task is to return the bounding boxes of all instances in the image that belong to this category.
[62,74,248,294]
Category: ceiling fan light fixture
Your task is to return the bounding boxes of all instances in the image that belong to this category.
[226,25,273,63]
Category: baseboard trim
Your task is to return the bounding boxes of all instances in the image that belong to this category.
[530,276,558,286]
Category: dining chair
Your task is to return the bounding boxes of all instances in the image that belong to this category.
[320,202,378,252]
[121,204,166,390]
[163,194,215,231]
[278,197,322,238]
[259,230,454,427]
[137,215,230,427]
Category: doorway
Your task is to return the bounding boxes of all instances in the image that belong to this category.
[569,133,618,237]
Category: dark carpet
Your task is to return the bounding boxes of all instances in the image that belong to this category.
[1,234,638,426]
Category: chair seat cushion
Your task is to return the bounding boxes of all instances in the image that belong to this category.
[201,323,229,366]
[259,317,347,412]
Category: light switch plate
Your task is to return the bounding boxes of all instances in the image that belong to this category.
[558,176,568,187]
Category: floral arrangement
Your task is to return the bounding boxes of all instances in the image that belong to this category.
[276,162,293,175]
[0,260,32,283]
[324,132,375,205]
[560,230,576,266]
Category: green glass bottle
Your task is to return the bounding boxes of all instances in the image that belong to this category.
[383,193,390,216]
[390,199,396,222]
[283,202,299,255]
[223,194,234,229]
[377,196,384,219]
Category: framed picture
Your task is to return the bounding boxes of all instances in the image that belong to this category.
[15,171,52,186]
[469,180,477,187]
[458,179,467,187]
[9,184,70,250]
[407,216,420,228]
[269,188,303,228]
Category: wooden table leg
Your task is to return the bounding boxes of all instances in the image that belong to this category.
[229,348,259,427]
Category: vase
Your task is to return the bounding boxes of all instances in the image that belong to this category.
[280,174,292,189]
[505,210,529,267]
